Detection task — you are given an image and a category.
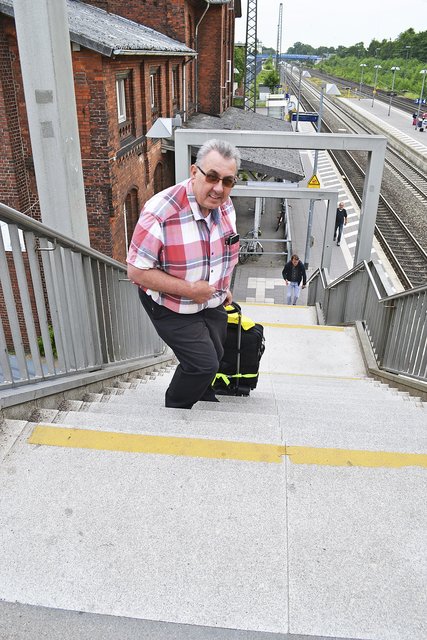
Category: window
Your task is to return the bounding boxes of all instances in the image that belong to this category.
[149,68,161,114]
[172,66,179,106]
[116,78,126,123]
[116,72,135,143]
[124,188,139,247]
[150,74,155,109]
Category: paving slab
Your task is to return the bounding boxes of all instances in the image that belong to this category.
[0,437,288,634]
[286,462,427,640]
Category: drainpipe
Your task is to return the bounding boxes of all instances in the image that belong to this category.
[182,57,194,123]
[194,1,211,112]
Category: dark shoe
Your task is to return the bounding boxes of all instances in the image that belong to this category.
[201,389,220,402]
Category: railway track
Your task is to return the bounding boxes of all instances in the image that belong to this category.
[291,78,427,288]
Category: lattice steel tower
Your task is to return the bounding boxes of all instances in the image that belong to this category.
[243,0,257,112]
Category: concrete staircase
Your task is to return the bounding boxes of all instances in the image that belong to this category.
[0,303,425,640]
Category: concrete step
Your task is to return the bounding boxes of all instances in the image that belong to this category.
[282,399,426,431]
[77,395,277,417]
[51,410,281,444]
[0,419,28,461]
[109,377,422,406]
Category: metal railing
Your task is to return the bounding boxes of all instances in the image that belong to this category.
[0,203,164,390]
[308,261,427,382]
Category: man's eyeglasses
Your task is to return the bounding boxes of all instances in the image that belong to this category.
[196,165,237,188]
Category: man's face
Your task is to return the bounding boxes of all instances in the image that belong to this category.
[338,202,344,209]
[190,150,237,214]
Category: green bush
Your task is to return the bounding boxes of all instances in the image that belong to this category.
[38,325,57,358]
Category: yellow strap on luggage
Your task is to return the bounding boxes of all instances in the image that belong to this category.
[224,305,255,330]
[213,372,258,386]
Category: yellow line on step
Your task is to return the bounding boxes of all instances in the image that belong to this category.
[28,425,285,463]
[260,322,344,331]
[29,426,427,468]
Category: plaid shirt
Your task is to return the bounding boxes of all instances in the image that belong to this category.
[127,179,239,314]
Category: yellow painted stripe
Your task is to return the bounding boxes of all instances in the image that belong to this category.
[28,425,285,463]
[259,371,363,381]
[28,425,427,468]
[287,446,427,469]
[260,322,344,331]
[236,301,309,309]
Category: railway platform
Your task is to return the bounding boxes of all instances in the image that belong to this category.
[339,95,427,161]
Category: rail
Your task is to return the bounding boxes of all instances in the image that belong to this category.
[308,262,427,382]
[0,203,165,391]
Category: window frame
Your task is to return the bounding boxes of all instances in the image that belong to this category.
[116,77,127,123]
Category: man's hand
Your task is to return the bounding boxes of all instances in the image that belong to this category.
[189,280,216,304]
[128,265,215,304]
[285,280,289,285]
[302,285,306,289]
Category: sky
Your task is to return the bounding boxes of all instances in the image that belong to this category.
[234,0,427,50]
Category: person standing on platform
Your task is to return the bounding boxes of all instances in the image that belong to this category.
[127,139,241,409]
[412,112,418,128]
[282,254,307,305]
[333,201,348,246]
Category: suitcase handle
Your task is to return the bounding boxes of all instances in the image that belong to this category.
[224,301,241,315]
[224,301,242,387]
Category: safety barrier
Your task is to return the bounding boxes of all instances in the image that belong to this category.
[0,203,164,390]
[308,261,427,382]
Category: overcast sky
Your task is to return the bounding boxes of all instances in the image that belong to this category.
[234,0,427,50]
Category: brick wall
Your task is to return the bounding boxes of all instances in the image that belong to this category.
[0,16,40,218]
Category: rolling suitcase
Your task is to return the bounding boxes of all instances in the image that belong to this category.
[212,302,265,397]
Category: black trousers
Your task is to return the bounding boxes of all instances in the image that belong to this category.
[138,289,227,409]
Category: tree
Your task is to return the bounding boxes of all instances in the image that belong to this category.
[233,44,245,87]
[258,68,280,93]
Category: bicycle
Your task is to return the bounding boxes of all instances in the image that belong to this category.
[238,229,264,264]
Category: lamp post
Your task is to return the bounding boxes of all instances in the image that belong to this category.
[371,64,382,107]
[415,69,427,123]
[387,66,400,116]
[359,63,367,98]
[404,45,411,77]
[304,83,341,268]
[294,67,311,131]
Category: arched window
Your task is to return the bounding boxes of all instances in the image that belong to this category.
[153,163,163,195]
[124,188,139,247]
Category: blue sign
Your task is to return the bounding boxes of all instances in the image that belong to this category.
[415,98,426,104]
[291,112,319,122]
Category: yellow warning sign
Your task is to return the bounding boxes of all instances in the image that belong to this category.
[308,175,320,188]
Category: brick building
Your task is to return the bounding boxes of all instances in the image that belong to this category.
[0,0,240,262]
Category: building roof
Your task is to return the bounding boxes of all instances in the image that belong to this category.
[0,0,195,57]
[183,108,305,183]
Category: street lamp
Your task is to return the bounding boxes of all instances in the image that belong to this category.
[415,69,427,123]
[404,45,411,77]
[387,66,400,116]
[294,68,311,132]
[371,64,382,107]
[359,63,367,98]
[304,83,341,268]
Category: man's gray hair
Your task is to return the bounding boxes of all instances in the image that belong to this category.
[196,139,241,172]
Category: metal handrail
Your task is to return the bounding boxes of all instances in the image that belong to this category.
[308,262,427,382]
[0,202,165,390]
